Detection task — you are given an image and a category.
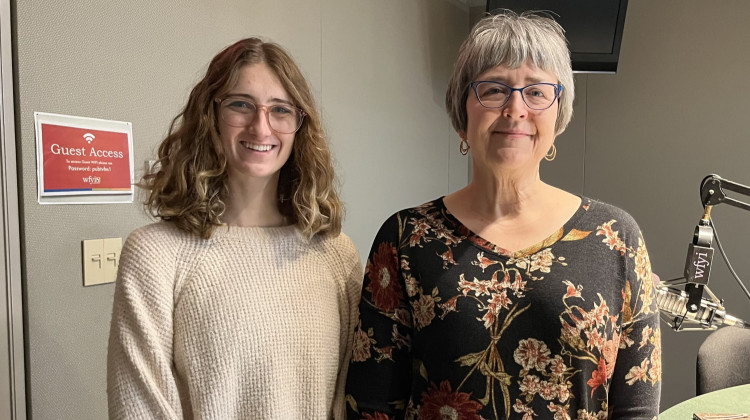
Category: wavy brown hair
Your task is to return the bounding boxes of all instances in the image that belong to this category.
[141,38,342,239]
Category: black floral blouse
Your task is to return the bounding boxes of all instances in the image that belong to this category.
[345,197,661,420]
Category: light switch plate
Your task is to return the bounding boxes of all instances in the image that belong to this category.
[82,237,121,286]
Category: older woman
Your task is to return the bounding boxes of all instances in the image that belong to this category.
[345,11,661,420]
[107,38,362,419]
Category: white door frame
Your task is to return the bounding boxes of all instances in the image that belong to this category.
[0,0,27,417]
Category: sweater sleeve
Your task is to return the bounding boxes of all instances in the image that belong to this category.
[332,236,364,420]
[345,213,412,419]
[106,226,187,419]
[608,218,661,419]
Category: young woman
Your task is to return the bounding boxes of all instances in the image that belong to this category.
[107,38,362,420]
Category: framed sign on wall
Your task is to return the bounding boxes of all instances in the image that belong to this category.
[34,112,134,204]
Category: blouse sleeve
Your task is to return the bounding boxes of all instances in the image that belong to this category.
[346,213,413,419]
[608,223,662,419]
[106,228,186,419]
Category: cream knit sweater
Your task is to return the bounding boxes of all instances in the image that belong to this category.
[107,222,362,419]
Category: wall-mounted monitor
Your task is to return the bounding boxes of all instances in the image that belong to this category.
[486,0,629,73]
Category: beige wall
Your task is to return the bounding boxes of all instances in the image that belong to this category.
[15,1,468,418]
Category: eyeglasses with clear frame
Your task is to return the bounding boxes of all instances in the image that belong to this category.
[215,96,307,134]
[469,81,564,111]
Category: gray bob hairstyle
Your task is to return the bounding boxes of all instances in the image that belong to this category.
[446,11,574,136]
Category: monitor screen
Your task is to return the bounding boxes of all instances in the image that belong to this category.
[486,0,629,73]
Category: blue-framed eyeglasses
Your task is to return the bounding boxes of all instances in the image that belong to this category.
[469,81,563,111]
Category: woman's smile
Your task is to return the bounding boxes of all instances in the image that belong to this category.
[239,141,276,152]
[492,129,533,138]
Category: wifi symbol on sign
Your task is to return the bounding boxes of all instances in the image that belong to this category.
[83,133,95,144]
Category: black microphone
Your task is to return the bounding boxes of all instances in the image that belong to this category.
[656,284,750,331]
[683,216,714,313]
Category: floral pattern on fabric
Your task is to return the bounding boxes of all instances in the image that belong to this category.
[346,197,661,419]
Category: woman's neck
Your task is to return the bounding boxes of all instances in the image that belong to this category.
[466,166,549,220]
[222,174,287,227]
[443,167,580,253]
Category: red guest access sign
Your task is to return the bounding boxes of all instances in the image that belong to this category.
[35,112,134,204]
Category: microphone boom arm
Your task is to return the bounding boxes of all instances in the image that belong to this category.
[659,174,750,331]
[701,174,750,211]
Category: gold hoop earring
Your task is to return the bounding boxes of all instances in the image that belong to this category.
[544,144,557,161]
[459,138,470,155]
